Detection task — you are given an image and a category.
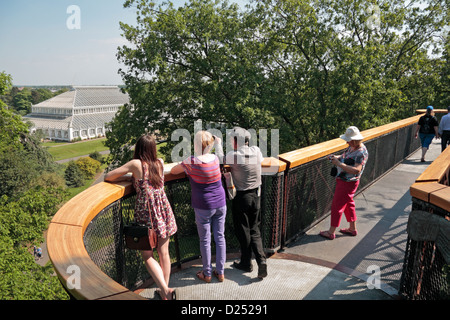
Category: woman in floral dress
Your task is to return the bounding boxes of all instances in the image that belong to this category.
[105,134,177,300]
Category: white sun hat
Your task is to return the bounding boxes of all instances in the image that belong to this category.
[340,126,364,142]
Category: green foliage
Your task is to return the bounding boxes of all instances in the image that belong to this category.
[0,82,69,116]
[64,160,85,188]
[0,240,68,300]
[0,72,70,300]
[89,150,104,163]
[108,0,448,165]
[75,156,101,180]
[0,71,12,97]
[0,186,70,300]
[0,103,57,198]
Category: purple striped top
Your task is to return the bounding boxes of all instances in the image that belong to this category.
[181,155,226,210]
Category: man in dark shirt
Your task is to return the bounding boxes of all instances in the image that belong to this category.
[414,106,439,162]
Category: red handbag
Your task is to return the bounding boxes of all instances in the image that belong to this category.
[123,199,158,250]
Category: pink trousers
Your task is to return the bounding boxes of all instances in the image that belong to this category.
[330,178,360,228]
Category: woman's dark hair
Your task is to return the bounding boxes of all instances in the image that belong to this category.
[133,134,163,187]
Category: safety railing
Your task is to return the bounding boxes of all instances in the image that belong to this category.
[48,114,423,299]
[400,140,450,300]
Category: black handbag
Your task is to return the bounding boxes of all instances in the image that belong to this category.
[123,198,158,250]
[123,222,158,250]
[330,157,355,177]
[330,166,338,177]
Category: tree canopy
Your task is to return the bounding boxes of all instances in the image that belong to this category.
[0,71,70,299]
[107,0,448,165]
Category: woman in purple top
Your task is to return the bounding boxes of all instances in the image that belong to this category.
[171,131,227,283]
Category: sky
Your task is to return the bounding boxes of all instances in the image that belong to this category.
[0,0,249,86]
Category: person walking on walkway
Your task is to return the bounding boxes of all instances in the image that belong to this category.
[105,134,177,300]
[438,106,450,152]
[216,127,268,279]
[415,106,439,162]
[171,131,227,283]
[320,126,369,240]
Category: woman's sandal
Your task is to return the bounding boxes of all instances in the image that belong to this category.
[319,230,335,240]
[168,289,176,300]
[213,270,225,282]
[156,288,177,300]
[196,270,211,283]
[339,228,358,236]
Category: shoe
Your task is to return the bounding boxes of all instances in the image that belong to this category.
[167,289,177,300]
[196,270,211,283]
[257,262,268,279]
[213,270,225,282]
[156,288,176,300]
[232,261,253,272]
[319,230,335,240]
[339,228,358,236]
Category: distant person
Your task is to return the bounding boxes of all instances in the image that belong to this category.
[105,134,177,300]
[438,106,450,152]
[415,106,439,162]
[171,131,227,283]
[36,247,42,260]
[216,127,268,279]
[320,126,368,240]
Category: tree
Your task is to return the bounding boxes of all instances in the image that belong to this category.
[75,157,101,180]
[0,186,69,300]
[249,0,447,150]
[89,150,104,163]
[109,0,275,166]
[0,71,70,300]
[107,0,448,165]
[64,161,85,188]
[12,88,32,115]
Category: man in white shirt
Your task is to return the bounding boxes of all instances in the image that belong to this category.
[439,106,450,152]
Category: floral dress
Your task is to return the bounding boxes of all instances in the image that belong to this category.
[133,160,177,239]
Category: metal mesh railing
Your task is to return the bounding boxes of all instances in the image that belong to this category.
[398,199,450,300]
[282,123,420,245]
[84,172,286,290]
[83,122,421,291]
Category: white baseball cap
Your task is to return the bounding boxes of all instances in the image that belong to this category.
[340,126,364,142]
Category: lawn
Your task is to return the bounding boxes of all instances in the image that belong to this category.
[46,138,109,161]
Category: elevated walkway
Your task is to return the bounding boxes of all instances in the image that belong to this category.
[137,140,442,300]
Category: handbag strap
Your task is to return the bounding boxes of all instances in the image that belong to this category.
[141,161,155,229]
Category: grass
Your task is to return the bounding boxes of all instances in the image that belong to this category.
[46,138,109,161]
[50,138,168,200]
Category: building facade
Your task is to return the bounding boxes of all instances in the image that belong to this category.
[23,86,129,142]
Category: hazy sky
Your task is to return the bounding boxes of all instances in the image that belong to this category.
[0,0,249,86]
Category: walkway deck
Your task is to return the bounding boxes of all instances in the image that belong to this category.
[137,140,442,301]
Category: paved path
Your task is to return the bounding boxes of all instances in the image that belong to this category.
[55,150,110,164]
[137,140,442,300]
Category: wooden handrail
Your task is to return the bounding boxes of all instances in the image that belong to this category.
[47,181,144,300]
[410,146,450,212]
[47,156,285,300]
[416,109,448,114]
[278,115,422,169]
[47,113,428,300]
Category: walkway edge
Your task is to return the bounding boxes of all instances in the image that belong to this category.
[270,252,401,299]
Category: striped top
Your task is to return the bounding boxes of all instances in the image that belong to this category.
[181,155,226,210]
